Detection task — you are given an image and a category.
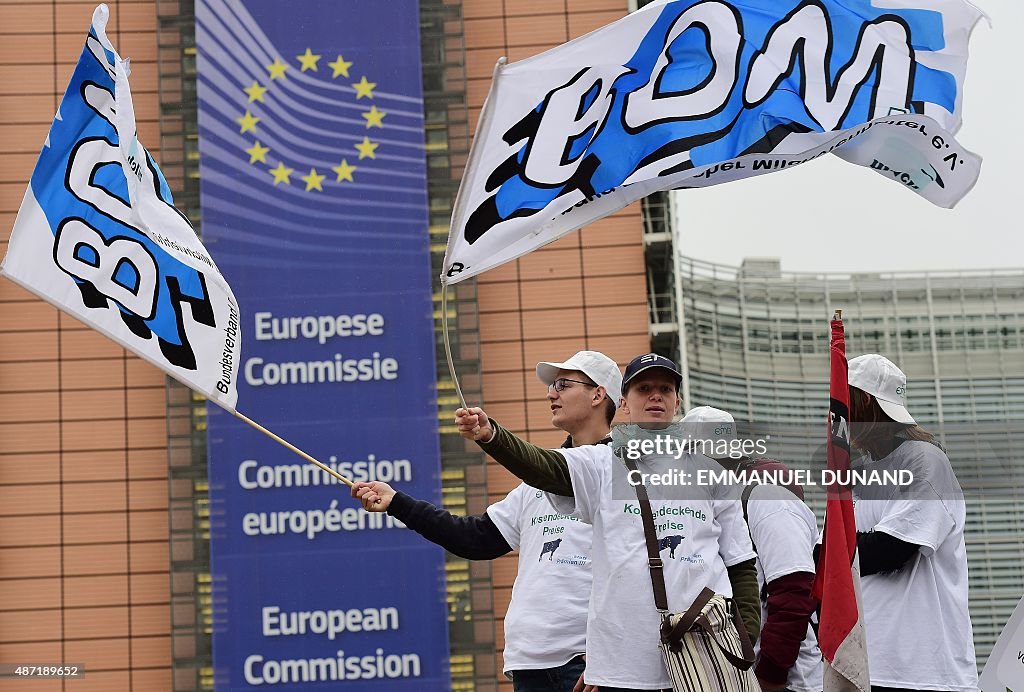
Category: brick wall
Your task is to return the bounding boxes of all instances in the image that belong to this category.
[0,2,172,689]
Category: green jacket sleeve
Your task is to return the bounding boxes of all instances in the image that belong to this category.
[478,421,574,496]
[727,557,761,645]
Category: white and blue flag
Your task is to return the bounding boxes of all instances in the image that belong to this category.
[1,4,241,409]
[443,0,984,283]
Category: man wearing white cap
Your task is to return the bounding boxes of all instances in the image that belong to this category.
[846,354,977,692]
[353,350,620,692]
[681,406,822,692]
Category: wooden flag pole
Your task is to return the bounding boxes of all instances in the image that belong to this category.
[441,282,469,409]
[230,409,353,487]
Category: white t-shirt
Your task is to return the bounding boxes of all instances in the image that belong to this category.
[486,482,592,673]
[853,440,977,691]
[548,446,756,690]
[743,483,823,692]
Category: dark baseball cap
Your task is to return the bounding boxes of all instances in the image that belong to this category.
[622,353,682,391]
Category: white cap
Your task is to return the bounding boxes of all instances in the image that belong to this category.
[536,351,622,404]
[681,405,738,444]
[848,354,916,424]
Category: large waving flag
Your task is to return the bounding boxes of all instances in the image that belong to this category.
[813,314,869,692]
[442,0,984,283]
[1,5,241,410]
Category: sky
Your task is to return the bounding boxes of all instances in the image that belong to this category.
[673,0,1020,274]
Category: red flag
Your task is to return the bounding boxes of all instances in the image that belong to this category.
[813,313,869,692]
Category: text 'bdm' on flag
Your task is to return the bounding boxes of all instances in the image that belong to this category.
[442,0,984,284]
[1,4,241,410]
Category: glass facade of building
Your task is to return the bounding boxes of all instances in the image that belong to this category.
[665,255,1024,668]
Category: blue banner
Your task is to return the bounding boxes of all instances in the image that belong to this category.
[196,0,449,689]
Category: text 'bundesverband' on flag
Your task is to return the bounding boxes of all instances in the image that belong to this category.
[0,4,242,410]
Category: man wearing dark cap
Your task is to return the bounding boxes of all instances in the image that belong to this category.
[456,353,760,692]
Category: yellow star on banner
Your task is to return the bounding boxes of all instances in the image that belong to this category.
[352,76,376,99]
[245,141,270,164]
[267,57,289,80]
[297,48,321,72]
[301,168,326,192]
[328,55,352,78]
[269,162,293,185]
[332,159,357,182]
[236,110,260,134]
[362,106,386,128]
[244,81,268,103]
[355,137,378,160]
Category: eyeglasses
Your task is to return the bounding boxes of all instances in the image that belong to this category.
[548,378,597,392]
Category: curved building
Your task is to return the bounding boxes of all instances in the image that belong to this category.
[656,254,1024,668]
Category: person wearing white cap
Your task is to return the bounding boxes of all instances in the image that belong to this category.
[535,350,622,445]
[353,350,620,692]
[455,353,760,692]
[681,406,822,692]
[845,354,977,692]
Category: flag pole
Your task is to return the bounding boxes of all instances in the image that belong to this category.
[441,282,469,409]
[230,409,353,487]
[815,307,871,692]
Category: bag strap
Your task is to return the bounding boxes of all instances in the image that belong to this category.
[661,586,715,641]
[740,482,756,525]
[660,587,756,668]
[731,598,757,668]
[621,454,669,612]
[692,603,757,670]
[621,451,756,671]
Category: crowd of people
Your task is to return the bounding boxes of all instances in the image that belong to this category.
[351,349,976,692]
